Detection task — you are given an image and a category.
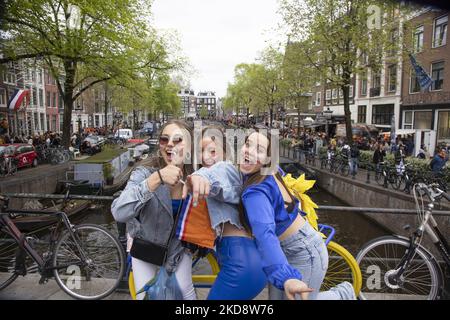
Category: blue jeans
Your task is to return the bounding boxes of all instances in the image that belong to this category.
[269,221,355,300]
[350,158,358,176]
[207,236,267,300]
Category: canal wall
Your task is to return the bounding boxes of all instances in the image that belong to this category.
[0,163,71,208]
[313,165,450,258]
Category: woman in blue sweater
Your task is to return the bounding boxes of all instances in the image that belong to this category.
[185,130,355,300]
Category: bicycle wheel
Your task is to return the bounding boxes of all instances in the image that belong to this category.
[321,241,362,296]
[340,163,350,177]
[192,251,220,286]
[53,224,126,300]
[356,236,441,300]
[9,161,17,175]
[375,170,385,186]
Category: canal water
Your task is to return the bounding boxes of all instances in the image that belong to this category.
[75,186,390,257]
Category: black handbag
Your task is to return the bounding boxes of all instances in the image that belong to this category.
[130,199,183,266]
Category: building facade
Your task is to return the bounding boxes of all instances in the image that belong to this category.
[178,88,197,119]
[400,8,450,149]
[196,91,216,118]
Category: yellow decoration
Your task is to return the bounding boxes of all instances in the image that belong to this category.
[282,173,319,231]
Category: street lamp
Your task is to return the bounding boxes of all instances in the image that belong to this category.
[77,114,82,135]
[323,107,333,136]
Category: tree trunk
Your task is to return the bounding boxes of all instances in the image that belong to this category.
[342,84,352,145]
[61,60,76,148]
[104,81,108,130]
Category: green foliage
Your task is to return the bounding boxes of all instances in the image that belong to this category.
[102,162,113,178]
[1,0,187,145]
[278,0,413,139]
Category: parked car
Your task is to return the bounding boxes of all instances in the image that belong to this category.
[0,144,38,168]
[83,135,106,148]
[144,138,158,154]
[115,129,133,140]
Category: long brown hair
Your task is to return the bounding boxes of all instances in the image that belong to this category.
[238,129,296,233]
[145,120,194,178]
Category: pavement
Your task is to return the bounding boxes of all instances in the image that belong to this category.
[0,273,269,300]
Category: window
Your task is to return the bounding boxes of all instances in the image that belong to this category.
[0,88,6,106]
[360,52,368,66]
[52,115,57,132]
[52,93,57,108]
[413,25,424,53]
[372,69,381,88]
[40,113,45,131]
[433,15,448,47]
[315,92,321,106]
[404,111,413,129]
[332,89,337,103]
[437,111,450,141]
[3,71,16,84]
[349,85,354,98]
[32,88,37,106]
[38,89,43,107]
[410,69,421,93]
[46,91,51,107]
[358,105,367,123]
[431,61,444,91]
[361,72,368,96]
[339,88,343,99]
[388,65,397,92]
[413,111,432,129]
[325,89,331,105]
[372,104,394,125]
[388,29,398,56]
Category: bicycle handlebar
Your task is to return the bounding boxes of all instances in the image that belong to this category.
[441,191,450,202]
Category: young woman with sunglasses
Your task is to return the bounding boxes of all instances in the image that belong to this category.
[112,120,196,300]
[184,130,355,300]
[195,126,267,300]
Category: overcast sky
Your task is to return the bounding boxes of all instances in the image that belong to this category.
[151,0,285,98]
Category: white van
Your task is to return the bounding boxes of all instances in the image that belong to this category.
[115,129,133,140]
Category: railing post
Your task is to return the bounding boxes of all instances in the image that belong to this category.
[366,164,371,184]
[383,170,388,188]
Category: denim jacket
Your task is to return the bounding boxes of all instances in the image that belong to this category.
[111,166,185,273]
[193,162,244,235]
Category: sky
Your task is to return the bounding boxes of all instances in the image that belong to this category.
[151,0,285,98]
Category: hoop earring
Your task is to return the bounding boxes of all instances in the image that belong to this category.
[156,149,163,158]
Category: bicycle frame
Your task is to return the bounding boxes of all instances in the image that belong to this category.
[0,207,91,280]
[391,202,450,282]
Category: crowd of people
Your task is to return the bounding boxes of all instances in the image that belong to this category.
[280,127,449,177]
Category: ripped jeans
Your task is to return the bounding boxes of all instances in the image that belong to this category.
[269,221,355,300]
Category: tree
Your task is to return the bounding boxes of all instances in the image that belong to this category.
[279,0,410,142]
[280,40,316,129]
[224,48,284,127]
[1,0,179,146]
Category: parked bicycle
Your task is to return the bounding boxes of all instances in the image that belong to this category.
[0,194,126,299]
[330,155,350,177]
[356,183,450,300]
[0,156,18,177]
[374,161,399,189]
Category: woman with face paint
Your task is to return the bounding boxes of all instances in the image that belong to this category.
[111,120,196,300]
[184,129,355,300]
